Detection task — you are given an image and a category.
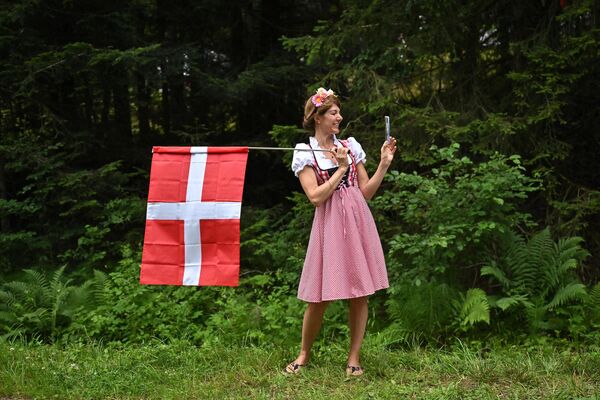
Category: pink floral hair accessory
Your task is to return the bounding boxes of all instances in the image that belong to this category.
[311,87,335,107]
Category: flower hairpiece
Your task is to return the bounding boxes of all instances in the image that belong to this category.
[311,87,335,107]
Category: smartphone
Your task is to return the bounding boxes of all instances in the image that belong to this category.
[385,115,391,143]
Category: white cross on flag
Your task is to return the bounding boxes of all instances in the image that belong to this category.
[140,146,248,286]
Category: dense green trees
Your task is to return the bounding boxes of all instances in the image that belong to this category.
[1,0,599,344]
[0,0,332,273]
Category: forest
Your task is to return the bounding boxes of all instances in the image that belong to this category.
[1,0,600,354]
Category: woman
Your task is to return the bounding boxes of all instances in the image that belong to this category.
[285,87,397,376]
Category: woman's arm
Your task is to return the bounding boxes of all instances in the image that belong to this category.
[298,147,349,207]
[357,138,397,200]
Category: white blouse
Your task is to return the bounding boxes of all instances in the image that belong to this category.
[291,136,367,177]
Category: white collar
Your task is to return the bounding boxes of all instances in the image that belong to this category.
[309,135,339,149]
[309,135,351,167]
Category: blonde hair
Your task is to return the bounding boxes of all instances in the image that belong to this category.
[302,93,341,131]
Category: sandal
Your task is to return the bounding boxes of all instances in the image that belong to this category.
[283,362,305,374]
[346,365,364,376]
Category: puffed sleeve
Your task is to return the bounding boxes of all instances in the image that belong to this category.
[347,137,367,164]
[291,143,314,177]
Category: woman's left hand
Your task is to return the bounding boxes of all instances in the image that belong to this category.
[380,137,397,167]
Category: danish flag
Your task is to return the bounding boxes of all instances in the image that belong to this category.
[140,146,248,286]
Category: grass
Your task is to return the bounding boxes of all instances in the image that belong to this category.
[1,338,600,399]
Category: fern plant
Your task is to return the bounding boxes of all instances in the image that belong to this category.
[481,228,589,333]
[584,283,600,328]
[454,288,491,329]
[384,281,459,344]
[0,266,104,342]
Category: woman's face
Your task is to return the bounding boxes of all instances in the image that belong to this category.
[317,104,343,135]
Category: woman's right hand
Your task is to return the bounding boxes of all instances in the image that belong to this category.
[332,146,349,169]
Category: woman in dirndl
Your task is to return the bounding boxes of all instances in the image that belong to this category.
[284,88,397,376]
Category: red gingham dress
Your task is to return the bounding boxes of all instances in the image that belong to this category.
[292,137,389,302]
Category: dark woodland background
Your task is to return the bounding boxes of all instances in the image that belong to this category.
[1,0,600,345]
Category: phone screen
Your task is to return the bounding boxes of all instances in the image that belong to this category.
[385,116,390,143]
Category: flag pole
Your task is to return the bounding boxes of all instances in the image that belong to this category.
[153,146,334,153]
[247,146,332,152]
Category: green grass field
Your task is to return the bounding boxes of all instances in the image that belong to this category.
[1,339,599,399]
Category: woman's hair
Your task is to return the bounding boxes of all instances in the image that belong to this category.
[302,92,341,131]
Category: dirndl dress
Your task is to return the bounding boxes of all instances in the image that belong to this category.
[291,136,389,302]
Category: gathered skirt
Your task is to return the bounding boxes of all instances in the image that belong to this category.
[297,185,389,302]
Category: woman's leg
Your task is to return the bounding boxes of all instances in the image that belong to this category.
[293,301,330,365]
[347,296,369,367]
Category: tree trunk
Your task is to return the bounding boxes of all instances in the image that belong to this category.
[101,81,110,131]
[136,71,150,137]
[112,68,132,138]
[0,157,8,232]
[161,62,171,136]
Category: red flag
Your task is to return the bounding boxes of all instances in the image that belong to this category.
[140,146,249,286]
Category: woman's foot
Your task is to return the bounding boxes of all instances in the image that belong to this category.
[283,361,306,374]
[283,355,309,375]
[346,365,364,376]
